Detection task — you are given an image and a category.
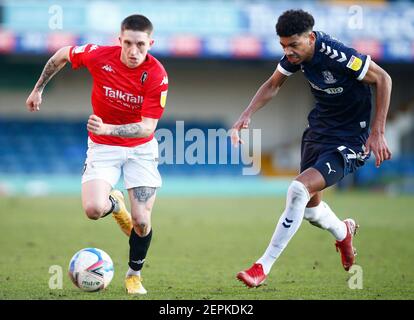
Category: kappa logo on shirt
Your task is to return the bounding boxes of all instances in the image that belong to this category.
[73,45,87,54]
[73,44,98,55]
[88,44,99,53]
[160,76,168,86]
[102,64,115,73]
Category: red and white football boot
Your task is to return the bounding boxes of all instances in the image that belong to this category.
[236,263,267,288]
[335,218,359,271]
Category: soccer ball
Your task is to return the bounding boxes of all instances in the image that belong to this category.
[68,248,114,292]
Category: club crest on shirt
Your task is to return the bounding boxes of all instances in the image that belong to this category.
[322,70,337,84]
[141,71,148,85]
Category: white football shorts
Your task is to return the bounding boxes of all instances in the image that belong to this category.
[81,137,161,189]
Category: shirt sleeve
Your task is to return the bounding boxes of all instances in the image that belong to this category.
[141,70,169,119]
[276,55,301,76]
[69,44,98,70]
[330,41,371,81]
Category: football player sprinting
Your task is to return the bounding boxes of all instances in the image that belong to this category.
[231,10,392,288]
[26,15,168,294]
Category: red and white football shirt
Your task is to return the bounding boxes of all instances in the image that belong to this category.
[69,44,168,147]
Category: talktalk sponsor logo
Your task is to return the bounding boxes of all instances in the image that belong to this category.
[103,86,143,104]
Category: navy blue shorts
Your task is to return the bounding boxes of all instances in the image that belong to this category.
[300,128,370,187]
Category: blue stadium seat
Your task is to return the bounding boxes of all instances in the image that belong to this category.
[0,118,245,176]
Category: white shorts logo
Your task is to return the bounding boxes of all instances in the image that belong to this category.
[326,162,336,175]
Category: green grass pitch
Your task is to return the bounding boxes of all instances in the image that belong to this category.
[1,192,413,299]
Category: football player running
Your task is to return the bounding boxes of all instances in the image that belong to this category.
[232,10,392,288]
[26,14,168,294]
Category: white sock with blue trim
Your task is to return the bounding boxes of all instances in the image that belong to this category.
[257,180,310,275]
[304,201,347,241]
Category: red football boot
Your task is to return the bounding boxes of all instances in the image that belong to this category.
[335,218,359,271]
[236,263,267,288]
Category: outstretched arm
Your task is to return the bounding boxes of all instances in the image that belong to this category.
[231,69,288,146]
[87,115,158,138]
[361,60,392,167]
[25,46,71,112]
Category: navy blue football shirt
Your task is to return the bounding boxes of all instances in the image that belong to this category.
[278,31,372,143]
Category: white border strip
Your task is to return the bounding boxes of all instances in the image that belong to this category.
[277,63,293,76]
[357,55,371,81]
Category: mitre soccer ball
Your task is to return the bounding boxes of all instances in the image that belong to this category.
[68,248,114,292]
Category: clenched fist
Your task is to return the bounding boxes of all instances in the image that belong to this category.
[87,115,109,135]
[26,90,42,112]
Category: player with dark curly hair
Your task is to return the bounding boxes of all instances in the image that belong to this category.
[232,9,392,288]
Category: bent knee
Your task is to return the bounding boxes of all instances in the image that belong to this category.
[83,203,106,220]
[132,219,150,236]
[288,180,310,200]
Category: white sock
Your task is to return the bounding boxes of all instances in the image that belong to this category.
[304,201,347,241]
[126,267,141,277]
[109,195,120,213]
[257,181,310,275]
